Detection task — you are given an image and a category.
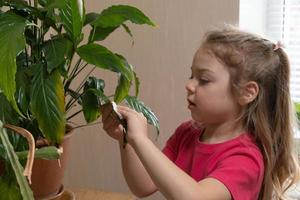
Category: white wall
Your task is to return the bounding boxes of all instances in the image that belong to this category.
[63,1,239,199]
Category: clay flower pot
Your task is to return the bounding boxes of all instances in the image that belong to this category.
[30,130,74,200]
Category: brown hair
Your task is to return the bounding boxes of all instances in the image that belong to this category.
[201,26,299,199]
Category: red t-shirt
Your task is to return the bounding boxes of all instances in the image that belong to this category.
[162,121,264,200]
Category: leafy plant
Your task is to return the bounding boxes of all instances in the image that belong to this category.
[0,0,159,199]
[0,0,159,143]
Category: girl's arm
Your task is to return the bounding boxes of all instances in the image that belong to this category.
[101,104,157,197]
[119,141,158,197]
[118,106,232,200]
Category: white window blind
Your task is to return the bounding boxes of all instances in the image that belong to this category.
[266,0,300,102]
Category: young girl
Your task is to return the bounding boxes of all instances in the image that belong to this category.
[101,26,299,200]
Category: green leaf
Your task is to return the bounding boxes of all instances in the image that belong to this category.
[125,96,159,137]
[77,44,132,80]
[39,0,65,9]
[17,146,61,160]
[133,71,140,97]
[0,12,27,115]
[89,26,118,42]
[81,77,105,123]
[59,0,85,43]
[0,94,19,125]
[84,12,99,26]
[92,5,155,27]
[88,23,133,43]
[121,23,134,45]
[81,90,100,123]
[2,0,28,7]
[0,178,22,200]
[30,67,65,145]
[114,54,134,103]
[295,102,300,113]
[295,102,300,126]
[0,121,34,200]
[114,75,130,104]
[0,93,27,153]
[16,54,31,115]
[43,37,73,73]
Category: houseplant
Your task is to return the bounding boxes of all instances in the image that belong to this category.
[0,0,159,199]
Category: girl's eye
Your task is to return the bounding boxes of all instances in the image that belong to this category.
[198,78,210,85]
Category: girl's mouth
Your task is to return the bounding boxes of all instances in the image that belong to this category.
[187,99,196,107]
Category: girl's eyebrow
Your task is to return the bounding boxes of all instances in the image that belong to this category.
[190,66,213,74]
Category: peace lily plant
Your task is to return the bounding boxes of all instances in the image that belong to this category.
[0,0,159,199]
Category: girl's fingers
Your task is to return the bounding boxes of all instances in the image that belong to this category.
[103,114,121,132]
[101,104,114,122]
[117,106,140,117]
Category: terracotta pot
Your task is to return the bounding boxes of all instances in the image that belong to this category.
[30,130,74,200]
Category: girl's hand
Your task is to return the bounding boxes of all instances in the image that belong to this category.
[117,106,148,144]
[101,104,124,141]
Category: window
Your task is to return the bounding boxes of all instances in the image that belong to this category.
[266,0,300,102]
[240,0,300,102]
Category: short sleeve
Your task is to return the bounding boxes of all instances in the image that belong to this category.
[207,150,264,200]
[162,121,192,161]
[162,127,181,161]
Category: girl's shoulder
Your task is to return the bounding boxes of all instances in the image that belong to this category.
[171,120,200,139]
[165,120,201,148]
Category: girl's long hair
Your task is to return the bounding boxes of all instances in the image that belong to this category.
[201,26,299,199]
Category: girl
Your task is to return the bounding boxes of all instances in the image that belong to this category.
[101,27,299,200]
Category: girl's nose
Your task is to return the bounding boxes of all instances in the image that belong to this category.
[185,79,196,93]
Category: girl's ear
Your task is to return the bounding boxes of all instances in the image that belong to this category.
[238,81,259,105]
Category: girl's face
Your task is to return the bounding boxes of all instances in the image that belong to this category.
[186,48,241,125]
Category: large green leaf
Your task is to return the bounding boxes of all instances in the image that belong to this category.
[125,96,159,137]
[0,178,22,200]
[77,44,132,80]
[88,26,118,42]
[43,37,73,73]
[30,67,65,145]
[114,55,134,103]
[0,94,19,125]
[59,0,85,43]
[16,53,31,115]
[84,12,99,26]
[91,5,155,27]
[81,77,105,123]
[0,121,34,200]
[0,93,27,154]
[0,12,27,115]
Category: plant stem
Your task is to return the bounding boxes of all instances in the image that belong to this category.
[64,58,82,87]
[72,121,103,130]
[67,109,82,121]
[65,92,83,112]
[74,62,88,77]
[65,66,96,112]
[34,0,38,8]
[75,66,96,94]
[25,47,29,68]
[69,58,82,79]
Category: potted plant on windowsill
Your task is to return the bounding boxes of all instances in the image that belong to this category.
[0,0,159,199]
